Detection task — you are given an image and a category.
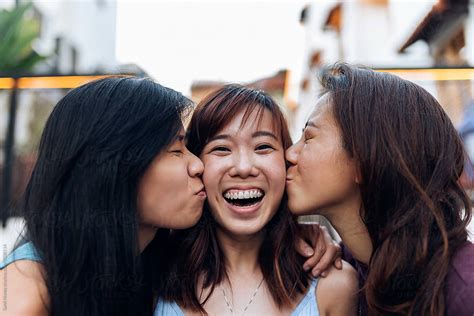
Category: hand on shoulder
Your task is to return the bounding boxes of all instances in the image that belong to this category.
[316,260,358,316]
[0,260,49,315]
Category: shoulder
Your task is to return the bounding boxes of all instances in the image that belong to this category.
[445,242,474,314]
[316,261,358,316]
[0,260,49,315]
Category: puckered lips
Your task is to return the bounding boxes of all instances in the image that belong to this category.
[195,186,207,200]
[222,187,265,215]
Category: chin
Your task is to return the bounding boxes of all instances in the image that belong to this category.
[189,211,203,226]
[288,201,311,216]
[175,212,202,229]
[226,219,269,237]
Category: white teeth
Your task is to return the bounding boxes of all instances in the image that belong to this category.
[224,189,263,200]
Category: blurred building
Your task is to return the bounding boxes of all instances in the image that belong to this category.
[1,0,119,149]
[0,0,118,74]
[191,69,293,115]
[294,0,474,138]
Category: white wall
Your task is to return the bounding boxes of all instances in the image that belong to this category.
[34,0,117,73]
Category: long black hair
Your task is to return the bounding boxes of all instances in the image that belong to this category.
[19,77,193,315]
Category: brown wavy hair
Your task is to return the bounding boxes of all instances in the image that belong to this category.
[320,63,471,315]
[162,84,310,313]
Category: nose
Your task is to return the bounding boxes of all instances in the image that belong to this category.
[229,150,259,178]
[285,140,301,166]
[188,151,204,177]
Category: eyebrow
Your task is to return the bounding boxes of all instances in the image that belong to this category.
[252,131,278,140]
[207,131,278,143]
[176,134,185,142]
[207,134,230,142]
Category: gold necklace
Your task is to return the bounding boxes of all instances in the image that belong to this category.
[221,277,265,316]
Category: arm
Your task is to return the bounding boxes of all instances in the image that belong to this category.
[0,260,49,316]
[315,261,358,316]
[295,224,342,277]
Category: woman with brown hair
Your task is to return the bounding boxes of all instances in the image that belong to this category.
[286,63,474,315]
[157,85,358,315]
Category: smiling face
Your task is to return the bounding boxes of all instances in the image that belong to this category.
[137,130,206,229]
[286,94,360,218]
[201,107,286,237]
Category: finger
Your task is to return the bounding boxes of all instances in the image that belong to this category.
[311,227,342,276]
[319,226,342,268]
[311,250,335,277]
[307,223,321,246]
[313,246,341,277]
[295,237,315,258]
[295,222,321,257]
[335,257,343,270]
[302,242,325,273]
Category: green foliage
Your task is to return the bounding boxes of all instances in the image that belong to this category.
[0,3,45,73]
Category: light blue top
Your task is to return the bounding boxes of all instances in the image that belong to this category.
[154,278,320,316]
[0,242,41,269]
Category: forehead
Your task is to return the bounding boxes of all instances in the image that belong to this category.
[217,107,279,135]
[308,93,332,122]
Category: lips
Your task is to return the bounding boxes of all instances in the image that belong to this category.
[222,187,265,214]
[286,169,295,182]
[195,187,207,199]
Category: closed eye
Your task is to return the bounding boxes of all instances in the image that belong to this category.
[303,129,313,143]
[170,150,183,156]
[210,146,230,153]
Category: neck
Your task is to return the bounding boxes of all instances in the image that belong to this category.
[138,224,158,253]
[330,211,372,264]
[325,194,373,265]
[216,228,263,276]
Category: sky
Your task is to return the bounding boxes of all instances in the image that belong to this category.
[116,0,307,95]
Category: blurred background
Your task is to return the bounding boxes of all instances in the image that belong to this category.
[1,0,473,252]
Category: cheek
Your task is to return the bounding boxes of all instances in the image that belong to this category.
[146,162,190,211]
[202,166,217,192]
[162,162,189,189]
[275,161,287,188]
[298,149,318,175]
[297,146,332,189]
[202,157,228,191]
[264,155,287,194]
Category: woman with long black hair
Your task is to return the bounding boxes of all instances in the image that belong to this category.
[286,63,474,315]
[0,77,206,315]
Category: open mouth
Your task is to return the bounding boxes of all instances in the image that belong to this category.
[223,189,265,208]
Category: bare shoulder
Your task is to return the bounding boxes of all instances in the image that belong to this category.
[315,260,358,316]
[0,260,49,315]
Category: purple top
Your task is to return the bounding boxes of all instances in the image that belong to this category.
[342,241,474,315]
[444,242,474,315]
[341,244,368,316]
